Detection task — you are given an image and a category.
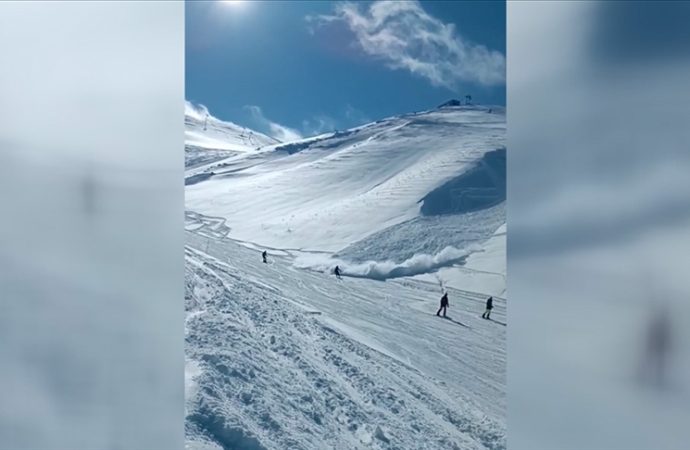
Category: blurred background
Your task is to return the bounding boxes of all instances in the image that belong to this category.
[2,1,689,449]
[508,2,690,449]
[0,2,184,449]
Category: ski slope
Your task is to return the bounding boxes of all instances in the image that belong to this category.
[185,227,506,450]
[186,105,505,253]
[185,102,506,449]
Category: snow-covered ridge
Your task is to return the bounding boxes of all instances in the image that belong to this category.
[186,104,506,255]
[185,102,279,169]
[184,102,507,449]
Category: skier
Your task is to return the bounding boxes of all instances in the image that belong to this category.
[482,296,494,319]
[334,265,342,280]
[262,250,267,264]
[436,292,449,317]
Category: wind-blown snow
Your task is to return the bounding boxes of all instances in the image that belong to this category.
[185,101,279,169]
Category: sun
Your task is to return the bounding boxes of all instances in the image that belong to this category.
[220,0,246,7]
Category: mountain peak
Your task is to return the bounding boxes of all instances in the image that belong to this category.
[437,99,463,108]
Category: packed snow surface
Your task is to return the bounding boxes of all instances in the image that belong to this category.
[186,106,505,252]
[185,230,505,450]
[185,104,506,449]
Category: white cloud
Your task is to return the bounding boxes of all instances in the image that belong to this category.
[307,0,505,88]
[244,105,303,142]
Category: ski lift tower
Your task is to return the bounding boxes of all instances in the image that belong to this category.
[464,94,472,105]
[203,113,209,131]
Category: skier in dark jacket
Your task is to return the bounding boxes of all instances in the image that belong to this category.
[334,265,342,279]
[262,250,267,263]
[436,293,449,317]
[482,296,494,319]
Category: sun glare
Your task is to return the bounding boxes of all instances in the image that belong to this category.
[220,0,245,7]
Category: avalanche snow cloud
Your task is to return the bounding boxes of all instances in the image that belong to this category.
[294,245,480,281]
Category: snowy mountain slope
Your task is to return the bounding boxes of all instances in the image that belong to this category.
[413,223,507,298]
[185,106,505,254]
[185,229,506,450]
[185,102,279,169]
[336,203,505,265]
[184,103,506,449]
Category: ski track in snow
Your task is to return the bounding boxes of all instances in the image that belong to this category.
[184,104,506,449]
[185,232,505,450]
[185,106,506,253]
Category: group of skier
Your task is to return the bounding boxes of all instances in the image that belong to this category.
[437,292,494,320]
[261,250,495,321]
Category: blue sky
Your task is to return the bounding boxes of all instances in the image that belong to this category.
[186,1,505,140]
